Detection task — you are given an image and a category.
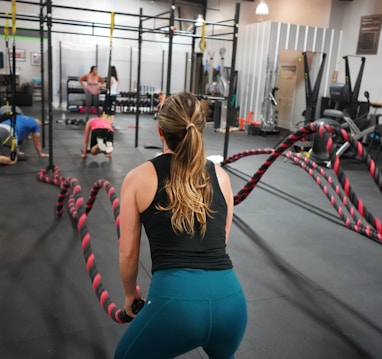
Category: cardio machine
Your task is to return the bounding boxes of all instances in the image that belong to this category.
[294,51,326,151]
[310,55,373,163]
[302,51,327,125]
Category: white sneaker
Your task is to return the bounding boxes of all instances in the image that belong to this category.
[96,137,107,152]
[105,141,113,154]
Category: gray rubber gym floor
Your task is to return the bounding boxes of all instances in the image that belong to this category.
[1,105,382,359]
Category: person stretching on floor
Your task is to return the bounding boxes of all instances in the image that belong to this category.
[81,116,114,158]
[1,113,49,163]
[0,123,18,165]
[115,91,247,359]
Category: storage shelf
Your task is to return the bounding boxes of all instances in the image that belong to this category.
[66,76,106,111]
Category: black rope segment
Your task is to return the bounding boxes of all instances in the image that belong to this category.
[285,151,381,243]
[222,122,382,243]
[223,123,314,205]
[285,151,365,225]
[37,165,143,323]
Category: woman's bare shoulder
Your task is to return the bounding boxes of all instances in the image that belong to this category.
[122,160,157,212]
[122,161,155,187]
[214,164,231,184]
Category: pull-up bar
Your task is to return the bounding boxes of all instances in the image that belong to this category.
[5,0,240,157]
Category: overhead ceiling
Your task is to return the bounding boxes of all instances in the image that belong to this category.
[0,0,208,35]
[140,0,206,6]
[177,0,206,4]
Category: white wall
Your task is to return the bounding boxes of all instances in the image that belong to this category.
[209,0,382,121]
[235,21,342,129]
[0,37,45,86]
[207,0,332,27]
[332,0,382,103]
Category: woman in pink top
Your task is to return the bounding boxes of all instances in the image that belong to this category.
[79,66,105,121]
[81,116,114,158]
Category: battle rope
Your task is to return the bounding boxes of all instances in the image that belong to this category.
[37,165,144,323]
[36,122,381,322]
[285,151,381,242]
[222,122,382,243]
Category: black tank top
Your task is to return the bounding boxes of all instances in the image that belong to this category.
[141,153,233,274]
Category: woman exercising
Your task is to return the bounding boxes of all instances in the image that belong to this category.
[115,91,247,358]
[80,116,114,158]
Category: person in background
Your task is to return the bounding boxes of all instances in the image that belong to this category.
[79,66,105,121]
[153,91,166,120]
[0,123,17,165]
[81,116,114,159]
[157,91,166,109]
[103,65,119,126]
[1,113,49,162]
[115,91,247,358]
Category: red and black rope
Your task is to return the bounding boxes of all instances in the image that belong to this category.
[222,122,382,243]
[35,122,381,323]
[225,124,314,205]
[37,166,140,323]
[285,151,381,242]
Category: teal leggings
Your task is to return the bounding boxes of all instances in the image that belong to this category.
[114,268,247,359]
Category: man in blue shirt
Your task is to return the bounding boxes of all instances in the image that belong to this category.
[0,113,49,165]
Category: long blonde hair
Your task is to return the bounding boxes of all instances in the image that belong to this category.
[157,92,214,237]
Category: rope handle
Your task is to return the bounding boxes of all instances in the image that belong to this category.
[118,299,145,322]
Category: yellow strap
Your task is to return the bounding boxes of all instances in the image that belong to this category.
[10,137,17,152]
[1,135,17,152]
[4,13,9,38]
[2,135,11,146]
[12,0,16,36]
[200,22,206,52]
[110,12,115,44]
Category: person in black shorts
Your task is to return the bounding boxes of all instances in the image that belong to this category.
[81,116,114,158]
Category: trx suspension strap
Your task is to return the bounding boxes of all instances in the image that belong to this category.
[4,15,10,85]
[3,4,17,160]
[200,20,206,52]
[10,0,17,160]
[105,12,115,120]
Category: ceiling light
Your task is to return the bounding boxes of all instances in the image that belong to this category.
[256,0,269,15]
[195,14,205,27]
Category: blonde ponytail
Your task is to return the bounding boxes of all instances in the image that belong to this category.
[157,92,214,236]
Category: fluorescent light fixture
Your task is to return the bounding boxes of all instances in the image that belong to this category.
[195,14,205,27]
[256,0,269,15]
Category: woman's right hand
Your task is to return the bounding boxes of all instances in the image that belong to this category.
[124,294,144,318]
[123,285,145,317]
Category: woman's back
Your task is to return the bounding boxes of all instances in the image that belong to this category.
[141,153,232,273]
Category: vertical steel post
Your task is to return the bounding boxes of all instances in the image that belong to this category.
[223,2,240,160]
[166,0,175,96]
[46,0,54,169]
[135,8,143,148]
[40,2,46,147]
